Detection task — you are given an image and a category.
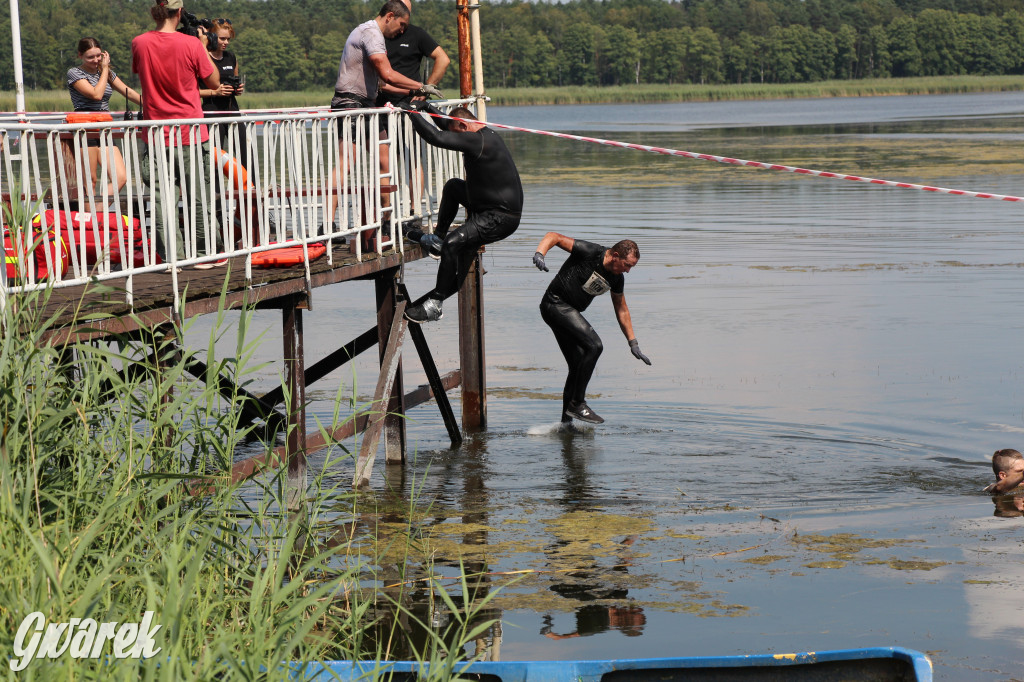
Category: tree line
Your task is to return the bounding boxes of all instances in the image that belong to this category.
[5,0,1024,97]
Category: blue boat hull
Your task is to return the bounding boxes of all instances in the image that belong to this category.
[302,646,932,681]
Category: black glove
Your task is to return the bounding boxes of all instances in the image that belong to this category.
[532,251,548,272]
[629,339,651,365]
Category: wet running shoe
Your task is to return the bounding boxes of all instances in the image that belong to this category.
[565,401,604,424]
[404,298,443,324]
[421,233,443,259]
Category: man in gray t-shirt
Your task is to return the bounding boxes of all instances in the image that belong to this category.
[327,0,436,232]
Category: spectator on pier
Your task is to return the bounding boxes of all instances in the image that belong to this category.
[325,0,438,233]
[984,448,1024,494]
[532,234,651,425]
[201,18,248,170]
[377,0,449,221]
[132,0,222,264]
[67,37,143,197]
[376,0,449,109]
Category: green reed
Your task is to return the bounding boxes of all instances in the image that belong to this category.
[0,286,497,680]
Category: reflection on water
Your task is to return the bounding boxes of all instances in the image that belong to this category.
[197,93,1024,680]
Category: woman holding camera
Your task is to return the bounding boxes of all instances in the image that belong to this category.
[67,37,143,197]
[200,19,248,168]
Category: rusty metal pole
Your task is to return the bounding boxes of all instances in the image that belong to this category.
[456,0,472,98]
[375,270,406,464]
[458,254,486,429]
[283,298,307,511]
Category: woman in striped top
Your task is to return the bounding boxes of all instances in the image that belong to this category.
[66,37,142,197]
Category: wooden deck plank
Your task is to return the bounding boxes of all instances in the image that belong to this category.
[33,241,425,343]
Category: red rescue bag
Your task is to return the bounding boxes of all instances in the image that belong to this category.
[31,210,158,267]
[3,228,69,282]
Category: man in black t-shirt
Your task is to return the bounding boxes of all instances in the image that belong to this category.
[533,233,652,424]
[376,0,450,107]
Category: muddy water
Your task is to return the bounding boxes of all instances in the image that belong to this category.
[204,93,1024,680]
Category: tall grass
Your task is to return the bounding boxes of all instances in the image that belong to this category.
[7,75,1024,113]
[0,288,498,680]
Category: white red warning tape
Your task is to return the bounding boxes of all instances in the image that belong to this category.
[411,107,1024,204]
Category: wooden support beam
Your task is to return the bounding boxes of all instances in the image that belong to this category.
[182,355,287,430]
[282,298,307,511]
[353,300,407,488]
[257,325,378,413]
[375,271,406,464]
[458,251,487,429]
[190,369,461,493]
[400,283,462,447]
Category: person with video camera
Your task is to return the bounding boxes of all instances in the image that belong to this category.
[200,18,248,170]
[132,0,222,264]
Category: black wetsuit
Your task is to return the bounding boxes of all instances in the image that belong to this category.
[408,109,523,300]
[540,240,624,421]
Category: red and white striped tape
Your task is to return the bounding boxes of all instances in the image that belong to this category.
[414,108,1024,204]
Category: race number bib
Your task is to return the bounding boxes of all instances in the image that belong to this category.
[581,270,611,296]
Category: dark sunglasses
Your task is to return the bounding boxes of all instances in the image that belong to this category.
[215,18,232,24]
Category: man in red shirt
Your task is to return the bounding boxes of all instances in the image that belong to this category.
[132,0,221,264]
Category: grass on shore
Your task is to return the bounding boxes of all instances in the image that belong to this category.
[0,287,498,680]
[6,75,1024,113]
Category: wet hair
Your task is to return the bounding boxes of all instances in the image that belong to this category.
[992,449,1023,476]
[212,18,235,39]
[77,37,102,55]
[449,106,477,121]
[611,239,639,261]
[379,0,409,19]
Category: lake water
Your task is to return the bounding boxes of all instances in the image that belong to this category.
[197,92,1024,680]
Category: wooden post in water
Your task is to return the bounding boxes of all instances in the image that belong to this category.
[375,269,406,464]
[282,296,307,511]
[458,252,486,429]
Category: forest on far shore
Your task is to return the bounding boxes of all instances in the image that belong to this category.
[5,0,1024,94]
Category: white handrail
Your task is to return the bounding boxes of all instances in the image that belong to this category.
[0,100,472,312]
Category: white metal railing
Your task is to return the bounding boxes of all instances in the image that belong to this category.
[0,100,469,312]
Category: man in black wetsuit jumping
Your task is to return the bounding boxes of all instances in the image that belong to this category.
[400,103,523,324]
[533,233,652,424]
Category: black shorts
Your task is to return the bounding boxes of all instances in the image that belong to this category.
[458,209,521,247]
[331,93,388,140]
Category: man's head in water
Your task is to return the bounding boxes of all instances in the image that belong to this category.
[448,106,485,133]
[605,239,639,275]
[987,448,1024,494]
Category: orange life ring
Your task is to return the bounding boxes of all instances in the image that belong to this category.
[65,112,113,124]
[212,146,252,191]
[251,242,327,268]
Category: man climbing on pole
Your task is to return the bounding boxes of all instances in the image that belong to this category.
[399,103,523,323]
[533,233,652,424]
